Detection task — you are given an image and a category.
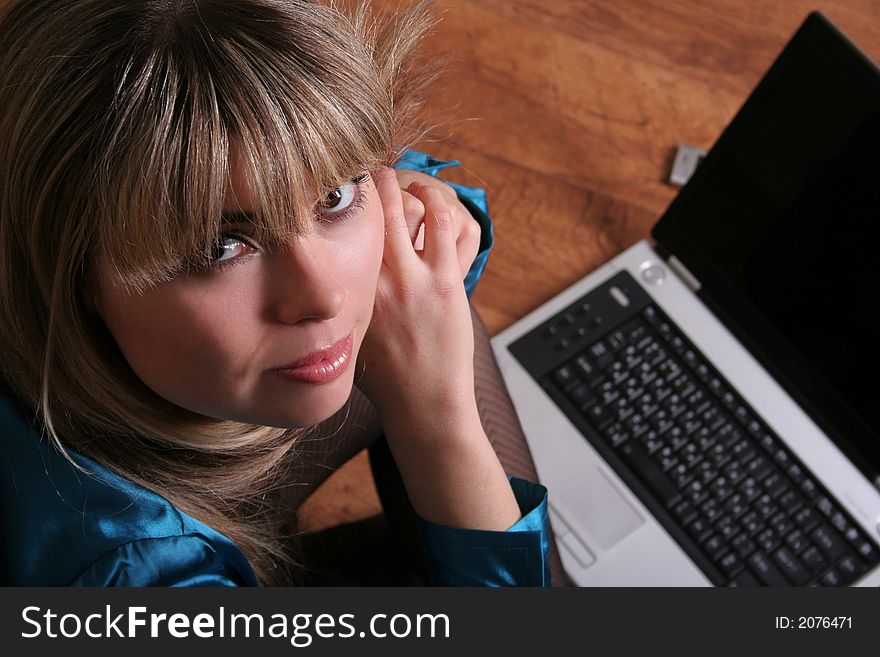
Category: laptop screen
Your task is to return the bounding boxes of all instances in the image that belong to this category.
[652,13,880,482]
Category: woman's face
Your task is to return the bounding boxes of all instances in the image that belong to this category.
[94,153,385,428]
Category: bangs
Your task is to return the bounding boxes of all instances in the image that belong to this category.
[93,0,395,290]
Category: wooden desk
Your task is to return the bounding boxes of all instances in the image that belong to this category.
[299,0,880,531]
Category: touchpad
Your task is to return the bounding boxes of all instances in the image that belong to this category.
[555,468,644,550]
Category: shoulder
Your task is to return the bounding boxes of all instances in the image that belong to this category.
[0,393,256,586]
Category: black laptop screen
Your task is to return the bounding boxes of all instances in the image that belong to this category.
[652,14,880,480]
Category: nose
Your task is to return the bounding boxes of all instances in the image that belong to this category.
[270,235,346,324]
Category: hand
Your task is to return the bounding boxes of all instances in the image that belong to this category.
[356,167,480,435]
[356,168,521,530]
[394,169,481,282]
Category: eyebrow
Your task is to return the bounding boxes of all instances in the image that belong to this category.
[219,210,257,225]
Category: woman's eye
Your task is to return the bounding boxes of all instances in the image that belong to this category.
[316,181,358,216]
[210,236,254,264]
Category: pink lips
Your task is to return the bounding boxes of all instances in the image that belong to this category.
[271,333,354,385]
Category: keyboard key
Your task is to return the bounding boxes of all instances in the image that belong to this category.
[724,493,748,518]
[820,568,844,586]
[619,441,681,507]
[795,507,819,533]
[781,563,813,592]
[695,363,712,383]
[568,383,596,410]
[672,499,698,526]
[688,517,713,542]
[607,330,627,352]
[731,439,757,466]
[800,546,827,575]
[748,551,790,586]
[553,364,578,389]
[719,390,738,411]
[769,512,794,538]
[605,424,630,447]
[723,461,744,483]
[660,455,680,472]
[707,377,724,396]
[709,477,733,503]
[700,406,725,431]
[717,551,743,579]
[816,496,834,517]
[786,529,808,553]
[703,533,727,561]
[739,477,761,502]
[757,432,777,454]
[778,489,804,514]
[843,525,860,544]
[620,319,647,343]
[732,533,757,559]
[838,554,866,581]
[854,540,878,562]
[757,528,777,552]
[584,402,613,430]
[740,511,763,536]
[669,336,687,354]
[745,456,772,482]
[701,498,723,523]
[733,406,750,425]
[590,341,614,367]
[762,473,787,498]
[745,419,764,437]
[717,423,743,448]
[830,512,848,533]
[574,355,602,384]
[773,449,792,469]
[773,547,810,585]
[671,464,692,489]
[644,435,664,454]
[754,493,778,518]
[800,478,819,499]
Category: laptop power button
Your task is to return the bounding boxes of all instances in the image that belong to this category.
[639,261,667,286]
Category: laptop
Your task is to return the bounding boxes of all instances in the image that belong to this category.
[491,12,880,586]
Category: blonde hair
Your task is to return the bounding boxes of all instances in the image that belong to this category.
[0,0,437,585]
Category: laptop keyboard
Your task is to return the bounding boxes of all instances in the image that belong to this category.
[511,272,880,586]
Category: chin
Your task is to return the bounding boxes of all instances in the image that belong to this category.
[260,383,356,429]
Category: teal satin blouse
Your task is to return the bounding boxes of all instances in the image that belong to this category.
[0,151,551,587]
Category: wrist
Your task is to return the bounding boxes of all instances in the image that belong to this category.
[382,415,521,530]
[381,396,483,452]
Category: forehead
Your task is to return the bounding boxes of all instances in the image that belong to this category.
[223,145,257,213]
[222,142,323,218]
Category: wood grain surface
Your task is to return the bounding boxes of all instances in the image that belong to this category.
[299,0,880,531]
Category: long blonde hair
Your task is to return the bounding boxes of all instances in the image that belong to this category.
[0,0,436,585]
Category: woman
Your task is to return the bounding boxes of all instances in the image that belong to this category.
[0,0,557,586]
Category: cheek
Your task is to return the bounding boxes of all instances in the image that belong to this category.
[95,274,257,398]
[336,204,385,303]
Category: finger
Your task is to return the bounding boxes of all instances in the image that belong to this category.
[374,167,416,266]
[400,186,425,245]
[455,216,480,279]
[396,169,458,204]
[409,183,458,275]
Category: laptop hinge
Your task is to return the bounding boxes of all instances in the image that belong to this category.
[666,255,702,292]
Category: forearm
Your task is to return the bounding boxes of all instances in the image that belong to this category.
[383,408,522,531]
